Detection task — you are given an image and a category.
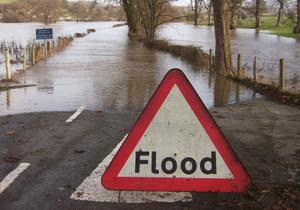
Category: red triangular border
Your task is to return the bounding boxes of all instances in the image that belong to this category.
[102,69,251,192]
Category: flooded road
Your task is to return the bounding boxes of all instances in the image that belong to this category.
[0,22,257,115]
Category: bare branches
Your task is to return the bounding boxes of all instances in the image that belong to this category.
[21,0,64,25]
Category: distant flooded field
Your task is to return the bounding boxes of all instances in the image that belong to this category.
[0,22,260,115]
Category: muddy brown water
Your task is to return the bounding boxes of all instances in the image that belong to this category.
[0,22,260,115]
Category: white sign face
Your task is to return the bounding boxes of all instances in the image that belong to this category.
[118,85,233,179]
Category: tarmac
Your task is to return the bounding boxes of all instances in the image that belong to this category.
[0,98,299,209]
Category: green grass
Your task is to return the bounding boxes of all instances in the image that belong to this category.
[195,15,300,39]
[238,15,300,39]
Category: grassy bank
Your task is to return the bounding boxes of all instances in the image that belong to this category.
[197,15,300,39]
[238,15,300,39]
[146,39,209,67]
[227,75,300,107]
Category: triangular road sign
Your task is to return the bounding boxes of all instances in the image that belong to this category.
[102,69,251,192]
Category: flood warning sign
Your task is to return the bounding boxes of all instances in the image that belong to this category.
[102,69,251,192]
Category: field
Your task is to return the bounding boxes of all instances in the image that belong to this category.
[197,15,299,39]
[238,15,300,39]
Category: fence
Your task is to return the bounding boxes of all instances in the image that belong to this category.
[0,36,73,81]
[208,49,300,94]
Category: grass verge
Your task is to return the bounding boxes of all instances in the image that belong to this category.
[136,38,209,67]
[227,75,300,107]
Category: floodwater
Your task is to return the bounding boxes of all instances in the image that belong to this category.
[0,22,258,115]
[159,23,300,85]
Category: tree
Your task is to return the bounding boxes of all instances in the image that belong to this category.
[136,0,174,44]
[255,0,261,28]
[22,0,64,25]
[190,0,203,25]
[121,0,139,33]
[243,0,266,28]
[229,0,243,29]
[294,0,300,33]
[272,0,290,27]
[206,0,213,26]
[107,0,139,33]
[212,0,233,73]
[69,2,88,22]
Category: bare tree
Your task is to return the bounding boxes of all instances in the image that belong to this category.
[229,0,243,29]
[69,2,88,22]
[22,0,64,25]
[107,0,139,33]
[136,0,174,44]
[206,0,213,25]
[255,0,261,28]
[243,0,267,28]
[121,0,139,33]
[212,0,233,73]
[190,0,203,25]
[294,0,300,33]
[272,0,290,27]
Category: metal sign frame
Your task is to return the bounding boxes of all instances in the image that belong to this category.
[102,69,251,192]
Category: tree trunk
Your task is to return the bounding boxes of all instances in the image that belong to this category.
[293,0,300,33]
[194,0,199,25]
[255,0,261,28]
[276,4,283,27]
[230,0,241,30]
[230,5,237,29]
[122,0,138,34]
[207,1,213,26]
[212,0,233,73]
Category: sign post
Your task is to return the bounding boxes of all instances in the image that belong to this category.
[36,28,53,61]
[102,69,251,192]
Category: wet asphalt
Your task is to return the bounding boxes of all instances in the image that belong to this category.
[0,99,299,210]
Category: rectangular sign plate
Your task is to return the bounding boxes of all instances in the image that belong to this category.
[36,28,53,40]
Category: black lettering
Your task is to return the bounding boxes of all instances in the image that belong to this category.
[161,157,177,174]
[135,151,149,173]
[181,157,197,175]
[200,152,217,174]
[151,152,159,174]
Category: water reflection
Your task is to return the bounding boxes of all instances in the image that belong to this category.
[0,22,258,115]
[214,74,231,107]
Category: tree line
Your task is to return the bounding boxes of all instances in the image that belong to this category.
[189,1,299,31]
[115,0,300,74]
[0,0,125,23]
[1,0,299,74]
